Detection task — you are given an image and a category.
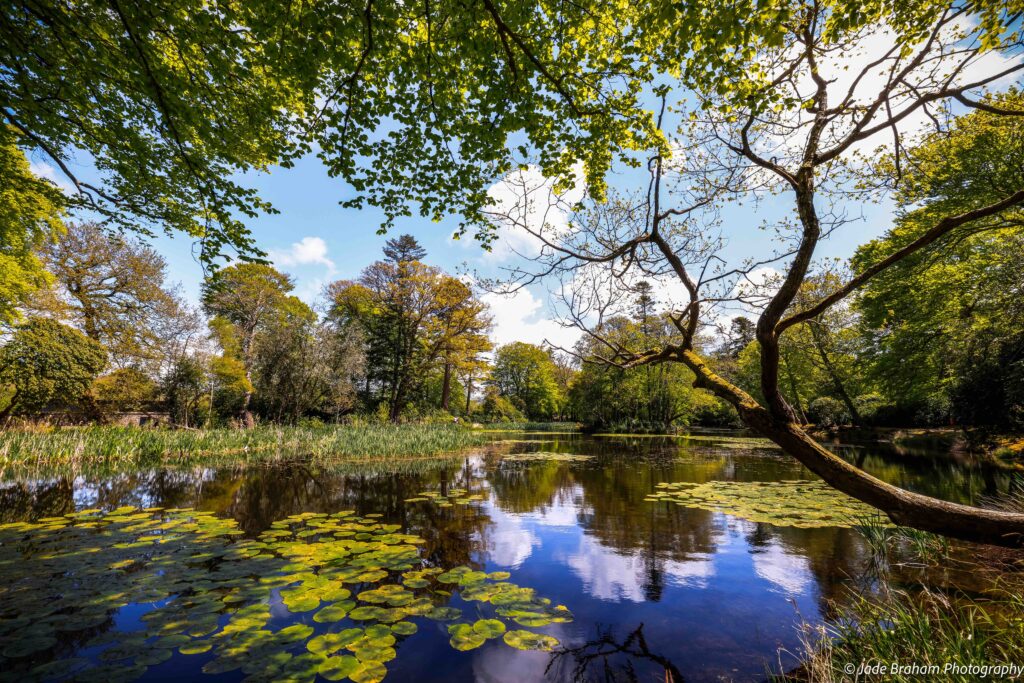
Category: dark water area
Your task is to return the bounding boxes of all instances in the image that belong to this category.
[1,432,1021,683]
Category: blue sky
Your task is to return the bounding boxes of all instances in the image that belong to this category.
[31,143,895,351]
[22,11,1022,352]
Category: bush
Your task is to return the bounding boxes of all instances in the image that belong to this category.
[808,397,850,428]
[690,397,742,428]
[91,368,159,413]
[853,392,886,424]
[480,388,525,423]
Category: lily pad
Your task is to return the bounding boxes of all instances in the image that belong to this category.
[313,600,356,623]
[503,629,560,651]
[645,479,894,528]
[319,654,361,681]
[448,623,487,651]
[473,619,507,638]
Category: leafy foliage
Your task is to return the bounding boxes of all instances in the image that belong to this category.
[0,128,63,325]
[855,93,1024,429]
[0,318,106,418]
[491,342,563,420]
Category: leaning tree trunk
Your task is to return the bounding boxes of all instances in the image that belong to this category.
[680,349,1024,548]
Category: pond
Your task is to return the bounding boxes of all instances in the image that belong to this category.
[0,432,1020,683]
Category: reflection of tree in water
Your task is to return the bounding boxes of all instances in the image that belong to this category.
[0,478,75,522]
[488,459,578,514]
[547,624,685,683]
[573,458,728,602]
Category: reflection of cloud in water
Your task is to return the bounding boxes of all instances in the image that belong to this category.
[566,533,714,602]
[471,623,573,683]
[751,541,813,595]
[482,504,542,568]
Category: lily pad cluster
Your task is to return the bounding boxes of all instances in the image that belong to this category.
[644,480,892,528]
[435,566,571,652]
[500,452,593,462]
[0,507,569,683]
[403,488,486,507]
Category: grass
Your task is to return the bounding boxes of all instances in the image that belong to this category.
[777,520,1024,682]
[0,423,496,473]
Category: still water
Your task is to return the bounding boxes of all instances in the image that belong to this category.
[0,432,1019,682]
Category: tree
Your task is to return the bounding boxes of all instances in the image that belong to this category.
[855,96,1024,431]
[1,0,664,261]
[489,7,1024,546]
[0,318,106,420]
[32,222,183,369]
[722,318,756,360]
[491,342,562,420]
[201,263,295,426]
[570,315,706,431]
[327,237,490,419]
[162,355,210,429]
[0,128,64,325]
[90,368,159,414]
[251,298,365,423]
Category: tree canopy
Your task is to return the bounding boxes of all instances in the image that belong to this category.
[0,318,106,420]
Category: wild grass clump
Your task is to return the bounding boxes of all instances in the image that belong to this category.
[778,521,1024,682]
[0,423,494,471]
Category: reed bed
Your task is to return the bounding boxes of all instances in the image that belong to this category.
[0,423,495,471]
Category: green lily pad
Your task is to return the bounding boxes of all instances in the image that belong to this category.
[278,623,315,642]
[2,636,56,658]
[425,605,462,621]
[350,660,387,683]
[313,600,356,623]
[179,641,213,655]
[390,621,418,636]
[29,657,91,679]
[645,479,894,528]
[473,619,507,638]
[448,623,487,651]
[319,654,361,681]
[503,629,560,651]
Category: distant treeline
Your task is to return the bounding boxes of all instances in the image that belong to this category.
[2,223,1021,436]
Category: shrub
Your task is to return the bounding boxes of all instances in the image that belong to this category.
[808,397,850,428]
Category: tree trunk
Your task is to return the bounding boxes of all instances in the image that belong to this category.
[679,348,1024,548]
[780,351,808,424]
[465,374,473,415]
[240,389,255,429]
[809,323,861,425]
[0,387,19,423]
[441,361,452,412]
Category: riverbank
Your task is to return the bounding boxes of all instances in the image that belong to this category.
[0,423,495,469]
[780,521,1024,682]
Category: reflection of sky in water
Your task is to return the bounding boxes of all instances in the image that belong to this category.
[471,477,825,681]
[2,433,1003,682]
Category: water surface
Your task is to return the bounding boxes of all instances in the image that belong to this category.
[1,432,1019,682]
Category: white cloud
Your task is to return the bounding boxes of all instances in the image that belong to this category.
[483,287,581,351]
[759,16,1024,161]
[458,164,587,264]
[270,236,335,271]
[29,160,74,194]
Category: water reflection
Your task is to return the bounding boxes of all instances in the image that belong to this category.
[0,433,1020,682]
